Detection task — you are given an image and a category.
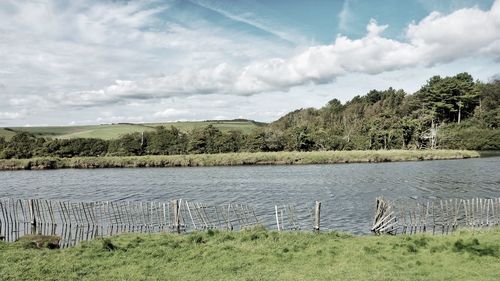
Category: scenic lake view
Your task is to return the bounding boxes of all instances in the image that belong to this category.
[2,157,499,234]
[2,0,500,279]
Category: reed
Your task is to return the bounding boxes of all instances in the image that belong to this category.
[0,150,481,170]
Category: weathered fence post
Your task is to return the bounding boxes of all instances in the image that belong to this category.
[275,205,280,231]
[313,201,321,233]
[29,199,37,235]
[371,197,397,235]
[173,199,181,234]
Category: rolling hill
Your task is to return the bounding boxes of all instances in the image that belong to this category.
[0,120,265,140]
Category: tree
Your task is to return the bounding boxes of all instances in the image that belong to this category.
[218,130,245,153]
[146,126,187,155]
[0,136,6,158]
[2,132,38,159]
[416,73,479,124]
[476,79,500,128]
[245,128,268,152]
[42,138,108,157]
[283,126,315,151]
[0,136,5,150]
[108,133,143,156]
[188,125,224,154]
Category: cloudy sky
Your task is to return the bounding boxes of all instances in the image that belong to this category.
[1,0,500,126]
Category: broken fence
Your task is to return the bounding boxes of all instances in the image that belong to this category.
[0,198,317,247]
[372,197,500,235]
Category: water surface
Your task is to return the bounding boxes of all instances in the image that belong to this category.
[1,157,499,234]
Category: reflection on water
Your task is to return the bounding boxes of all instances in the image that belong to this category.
[1,157,499,234]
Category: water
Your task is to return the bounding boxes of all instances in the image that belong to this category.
[1,157,499,234]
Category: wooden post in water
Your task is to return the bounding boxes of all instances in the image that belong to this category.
[173,200,180,234]
[29,199,36,235]
[371,197,397,235]
[313,201,321,233]
[275,205,280,231]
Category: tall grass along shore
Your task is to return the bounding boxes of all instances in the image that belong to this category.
[0,150,480,170]
[1,228,500,281]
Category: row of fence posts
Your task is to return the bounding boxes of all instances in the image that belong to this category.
[0,198,188,245]
[372,196,500,235]
[274,201,321,232]
[5,196,500,246]
[22,199,184,237]
[0,198,323,246]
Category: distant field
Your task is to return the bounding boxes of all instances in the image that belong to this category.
[0,128,16,140]
[0,120,264,140]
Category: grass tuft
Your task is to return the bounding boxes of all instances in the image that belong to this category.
[453,238,499,257]
[101,238,118,251]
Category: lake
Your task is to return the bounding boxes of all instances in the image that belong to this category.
[1,157,499,234]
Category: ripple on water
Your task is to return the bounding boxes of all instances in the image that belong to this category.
[0,157,499,234]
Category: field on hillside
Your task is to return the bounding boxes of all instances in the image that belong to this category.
[1,228,499,281]
[0,128,16,140]
[0,120,263,140]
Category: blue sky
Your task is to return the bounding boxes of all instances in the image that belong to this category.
[0,0,499,125]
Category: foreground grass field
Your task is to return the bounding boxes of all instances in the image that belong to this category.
[1,228,499,281]
[0,149,480,170]
[0,120,263,140]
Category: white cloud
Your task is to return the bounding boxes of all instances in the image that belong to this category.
[154,108,191,118]
[338,0,352,32]
[0,110,27,120]
[61,0,500,106]
[95,115,145,124]
[0,0,291,110]
[1,0,500,125]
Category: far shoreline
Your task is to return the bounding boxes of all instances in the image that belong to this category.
[0,149,487,171]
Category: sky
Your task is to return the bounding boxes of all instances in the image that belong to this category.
[0,0,499,126]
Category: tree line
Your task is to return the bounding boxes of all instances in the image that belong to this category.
[1,72,498,159]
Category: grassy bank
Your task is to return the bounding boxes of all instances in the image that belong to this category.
[0,150,480,170]
[477,150,500,157]
[1,228,500,280]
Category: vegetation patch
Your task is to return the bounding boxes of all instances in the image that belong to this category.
[0,150,480,170]
[1,229,499,281]
[453,238,499,257]
[15,235,61,249]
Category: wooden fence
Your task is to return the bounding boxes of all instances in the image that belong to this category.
[0,198,316,247]
[372,197,500,235]
[3,196,499,246]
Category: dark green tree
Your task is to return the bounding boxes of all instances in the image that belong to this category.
[108,133,143,156]
[416,73,479,124]
[2,132,38,159]
[188,125,224,154]
[146,126,187,155]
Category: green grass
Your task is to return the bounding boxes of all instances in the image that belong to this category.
[1,228,499,280]
[0,128,16,140]
[477,150,500,157]
[56,124,158,139]
[148,120,264,134]
[0,150,480,170]
[0,120,263,140]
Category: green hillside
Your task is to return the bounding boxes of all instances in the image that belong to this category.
[0,120,264,140]
[0,128,16,140]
